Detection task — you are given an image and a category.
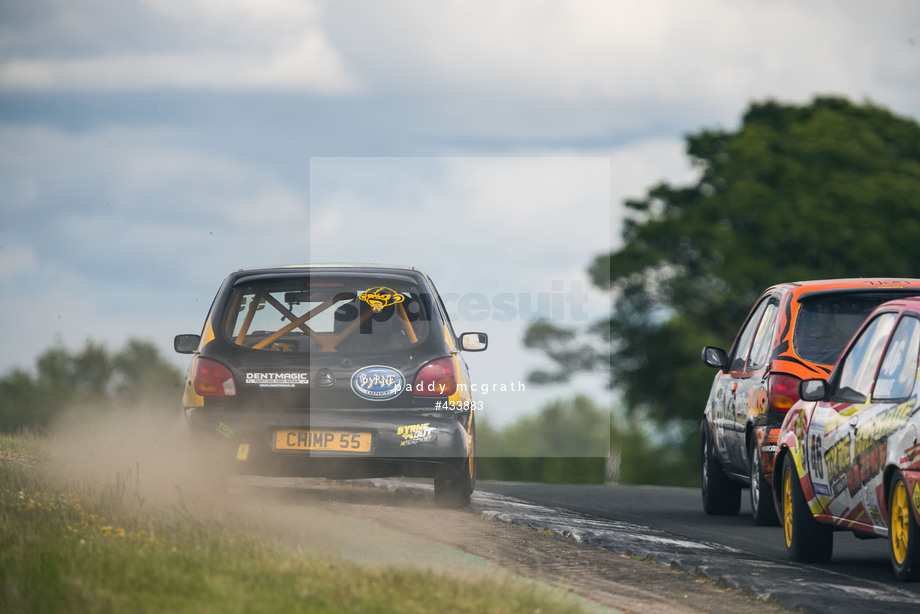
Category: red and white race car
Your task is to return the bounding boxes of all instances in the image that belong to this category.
[775,296,920,580]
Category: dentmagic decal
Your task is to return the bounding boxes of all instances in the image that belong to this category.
[245,372,310,387]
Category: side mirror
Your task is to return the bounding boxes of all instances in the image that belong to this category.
[701,346,727,369]
[174,334,201,354]
[799,379,828,402]
[459,332,488,352]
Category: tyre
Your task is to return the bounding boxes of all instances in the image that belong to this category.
[434,470,472,509]
[701,423,741,516]
[780,453,833,563]
[749,437,780,526]
[889,471,920,581]
[434,419,475,509]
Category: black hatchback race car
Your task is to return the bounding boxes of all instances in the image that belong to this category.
[174,264,488,507]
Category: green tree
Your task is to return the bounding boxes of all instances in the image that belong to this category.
[610,413,699,486]
[528,96,920,438]
[0,339,184,432]
[477,395,610,484]
[477,395,699,486]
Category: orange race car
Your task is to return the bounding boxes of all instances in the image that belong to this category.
[700,278,920,525]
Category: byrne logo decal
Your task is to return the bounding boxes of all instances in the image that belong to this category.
[359,287,405,312]
[245,372,310,388]
[351,366,405,401]
[397,423,438,447]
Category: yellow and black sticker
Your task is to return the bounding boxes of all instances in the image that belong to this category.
[359,287,405,312]
[397,423,438,447]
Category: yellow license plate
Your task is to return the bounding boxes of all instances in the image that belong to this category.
[274,430,372,453]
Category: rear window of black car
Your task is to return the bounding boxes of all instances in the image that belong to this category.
[221,275,432,353]
[793,292,916,365]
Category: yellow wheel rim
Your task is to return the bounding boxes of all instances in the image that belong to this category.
[783,464,794,549]
[891,479,910,565]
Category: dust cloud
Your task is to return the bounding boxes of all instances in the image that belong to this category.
[43,401,231,514]
[36,398,465,571]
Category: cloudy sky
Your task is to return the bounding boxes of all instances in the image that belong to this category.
[2,0,919,425]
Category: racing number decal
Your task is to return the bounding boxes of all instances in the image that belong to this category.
[748,389,767,417]
[808,433,825,481]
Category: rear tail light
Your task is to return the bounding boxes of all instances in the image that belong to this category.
[193,357,237,397]
[413,357,458,396]
[768,374,800,413]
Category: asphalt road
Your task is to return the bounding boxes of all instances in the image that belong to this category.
[477,482,920,612]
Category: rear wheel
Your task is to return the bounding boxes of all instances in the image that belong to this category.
[434,469,472,509]
[701,424,741,516]
[749,437,779,526]
[434,418,475,509]
[889,471,920,581]
[781,453,833,563]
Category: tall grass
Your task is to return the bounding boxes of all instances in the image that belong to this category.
[0,432,586,614]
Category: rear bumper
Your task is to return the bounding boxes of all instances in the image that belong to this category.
[185,406,473,480]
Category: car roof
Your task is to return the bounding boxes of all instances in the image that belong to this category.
[230,263,424,275]
[222,264,429,282]
[768,278,920,301]
[752,279,920,379]
[868,296,920,312]
[216,264,433,294]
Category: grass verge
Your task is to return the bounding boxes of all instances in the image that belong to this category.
[0,432,586,614]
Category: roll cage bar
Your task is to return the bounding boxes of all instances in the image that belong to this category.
[229,290,420,352]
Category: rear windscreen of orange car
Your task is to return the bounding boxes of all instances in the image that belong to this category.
[793,292,916,365]
[222,275,433,353]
